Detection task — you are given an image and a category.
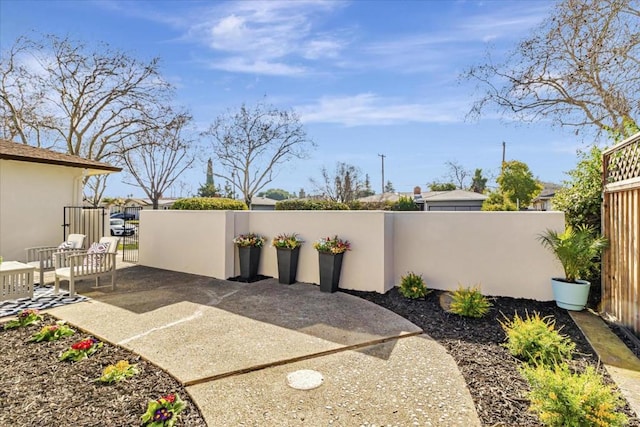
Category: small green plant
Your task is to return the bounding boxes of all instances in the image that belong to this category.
[449,285,492,318]
[521,363,628,427]
[141,393,186,427]
[3,309,43,329]
[99,360,139,383]
[60,338,103,362]
[392,195,420,211]
[500,312,575,366]
[398,272,428,299]
[172,197,247,210]
[29,321,75,342]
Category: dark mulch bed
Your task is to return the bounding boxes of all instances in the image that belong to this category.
[226,274,272,283]
[345,288,640,427]
[0,315,206,426]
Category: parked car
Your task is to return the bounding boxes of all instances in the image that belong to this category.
[110,218,136,236]
[110,212,137,220]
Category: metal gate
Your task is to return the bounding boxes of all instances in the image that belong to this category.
[602,132,640,336]
[122,206,141,263]
[63,206,106,247]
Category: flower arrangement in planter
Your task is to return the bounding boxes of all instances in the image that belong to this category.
[233,233,265,248]
[141,393,186,427]
[314,235,351,292]
[60,337,103,362]
[99,360,139,383]
[233,233,265,280]
[29,321,75,342]
[538,225,608,310]
[272,233,304,285]
[3,309,42,330]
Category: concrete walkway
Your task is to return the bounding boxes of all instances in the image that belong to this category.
[47,265,481,426]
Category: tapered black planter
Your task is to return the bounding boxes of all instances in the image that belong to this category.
[318,252,344,293]
[276,247,300,284]
[238,246,261,280]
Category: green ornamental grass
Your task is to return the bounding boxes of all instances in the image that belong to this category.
[398,272,428,299]
[449,285,492,318]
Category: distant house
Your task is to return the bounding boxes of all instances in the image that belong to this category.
[0,140,120,261]
[250,196,278,211]
[358,189,488,211]
[104,198,180,216]
[531,189,556,211]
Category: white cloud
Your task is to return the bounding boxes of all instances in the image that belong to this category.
[209,58,307,76]
[297,93,468,126]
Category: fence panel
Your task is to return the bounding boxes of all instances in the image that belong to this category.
[122,206,141,263]
[63,206,106,248]
[602,133,640,336]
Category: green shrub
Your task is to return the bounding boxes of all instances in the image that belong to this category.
[449,285,492,318]
[391,195,420,211]
[172,197,247,210]
[500,312,575,366]
[521,364,628,427]
[398,272,428,299]
[347,200,394,210]
[275,200,349,210]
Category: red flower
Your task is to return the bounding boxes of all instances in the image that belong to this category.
[71,338,95,351]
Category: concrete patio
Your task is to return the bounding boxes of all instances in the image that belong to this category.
[46,265,481,426]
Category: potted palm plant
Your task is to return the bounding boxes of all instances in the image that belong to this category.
[233,233,265,281]
[313,235,351,293]
[538,225,608,311]
[272,233,304,284]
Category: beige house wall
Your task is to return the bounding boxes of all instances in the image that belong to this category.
[139,210,565,299]
[0,160,82,262]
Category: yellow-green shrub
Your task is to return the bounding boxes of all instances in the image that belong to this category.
[172,197,247,210]
[449,285,492,318]
[500,312,575,366]
[275,200,349,210]
[398,272,427,299]
[521,364,628,427]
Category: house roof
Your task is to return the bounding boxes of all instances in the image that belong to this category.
[251,196,278,206]
[358,189,488,203]
[0,139,121,175]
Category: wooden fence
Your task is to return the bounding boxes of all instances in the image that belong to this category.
[602,132,640,336]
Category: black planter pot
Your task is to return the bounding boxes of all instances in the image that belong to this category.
[318,251,344,293]
[276,247,300,285]
[238,246,261,280]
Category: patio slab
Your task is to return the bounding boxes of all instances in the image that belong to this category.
[48,267,423,384]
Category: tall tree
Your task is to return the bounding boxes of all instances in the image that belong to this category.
[121,112,196,209]
[384,180,395,193]
[429,182,457,191]
[445,160,471,189]
[358,173,375,198]
[465,0,640,139]
[257,188,294,200]
[0,34,174,203]
[310,162,368,203]
[203,99,314,206]
[197,158,220,197]
[470,168,488,193]
[498,160,543,208]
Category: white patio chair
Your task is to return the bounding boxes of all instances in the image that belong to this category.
[54,236,120,297]
[25,234,86,285]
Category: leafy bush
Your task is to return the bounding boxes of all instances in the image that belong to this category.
[500,312,575,366]
[172,197,247,210]
[99,360,139,384]
[521,364,628,427]
[449,285,492,318]
[398,272,428,299]
[391,196,420,211]
[347,200,394,210]
[275,200,349,210]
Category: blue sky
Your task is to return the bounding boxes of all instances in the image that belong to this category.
[1,0,588,198]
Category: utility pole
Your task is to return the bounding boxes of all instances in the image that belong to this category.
[378,153,386,193]
[502,141,506,167]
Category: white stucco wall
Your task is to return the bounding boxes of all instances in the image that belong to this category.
[0,160,82,262]
[139,210,565,300]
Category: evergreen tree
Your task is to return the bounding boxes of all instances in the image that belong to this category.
[470,169,488,193]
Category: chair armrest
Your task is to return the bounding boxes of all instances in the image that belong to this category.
[54,249,87,268]
[67,252,115,275]
[25,246,58,262]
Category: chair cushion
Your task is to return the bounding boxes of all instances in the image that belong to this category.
[55,267,71,279]
[82,242,111,268]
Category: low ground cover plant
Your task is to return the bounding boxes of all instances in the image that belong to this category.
[29,321,75,342]
[398,272,428,299]
[60,337,103,362]
[141,393,186,427]
[500,312,575,366]
[3,309,42,329]
[522,363,628,427]
[449,285,492,318]
[99,360,139,384]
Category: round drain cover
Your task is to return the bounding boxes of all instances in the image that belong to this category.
[287,369,324,390]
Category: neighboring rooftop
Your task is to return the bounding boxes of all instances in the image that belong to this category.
[358,189,488,203]
[0,139,121,174]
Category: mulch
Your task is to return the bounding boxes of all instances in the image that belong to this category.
[345,288,640,427]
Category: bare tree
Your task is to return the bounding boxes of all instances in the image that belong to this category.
[203,99,315,206]
[120,112,196,210]
[0,34,174,202]
[444,160,471,189]
[465,0,640,139]
[310,162,367,203]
